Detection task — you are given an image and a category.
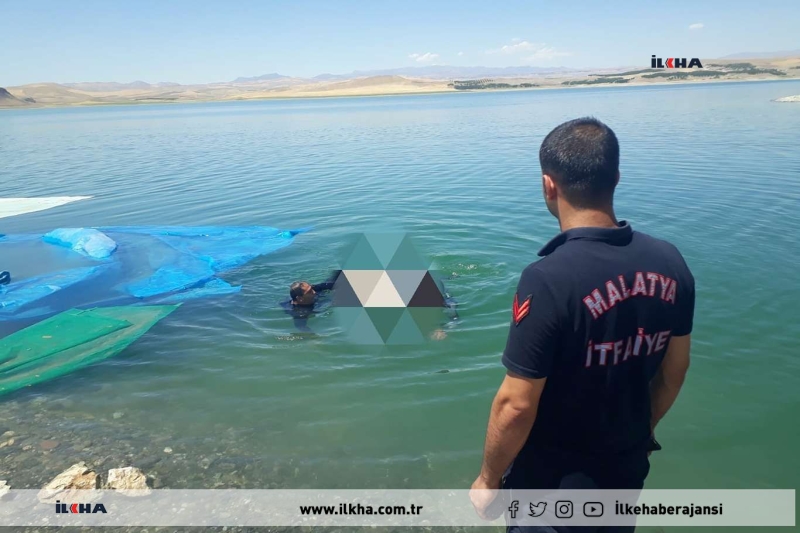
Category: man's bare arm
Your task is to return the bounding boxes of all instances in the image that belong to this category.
[650,334,691,431]
[476,371,546,486]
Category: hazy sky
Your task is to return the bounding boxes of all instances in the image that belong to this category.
[1,0,798,86]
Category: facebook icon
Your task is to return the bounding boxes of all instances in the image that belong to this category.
[508,500,519,519]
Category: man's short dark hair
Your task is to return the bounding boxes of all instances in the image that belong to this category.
[539,117,620,208]
[290,282,305,301]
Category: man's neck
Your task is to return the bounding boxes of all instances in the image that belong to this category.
[558,206,619,233]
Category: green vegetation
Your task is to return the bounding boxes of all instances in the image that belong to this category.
[641,71,729,79]
[748,68,786,76]
[609,62,787,79]
[724,62,757,70]
[562,77,630,86]
[589,69,656,77]
[450,61,789,92]
[729,67,785,76]
[721,63,786,76]
[450,80,539,90]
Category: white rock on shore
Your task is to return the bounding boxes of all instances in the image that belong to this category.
[106,466,151,496]
[0,480,9,499]
[775,95,800,102]
[37,462,100,503]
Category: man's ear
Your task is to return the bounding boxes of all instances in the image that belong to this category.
[542,174,558,201]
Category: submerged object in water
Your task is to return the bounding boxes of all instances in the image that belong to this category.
[43,228,118,259]
[0,225,307,320]
[0,305,178,395]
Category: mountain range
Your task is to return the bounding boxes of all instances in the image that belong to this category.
[36,65,585,91]
[3,52,798,108]
[721,49,800,59]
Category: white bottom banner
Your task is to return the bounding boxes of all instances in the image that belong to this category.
[0,489,794,527]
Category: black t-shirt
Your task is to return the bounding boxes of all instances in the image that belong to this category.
[502,222,695,457]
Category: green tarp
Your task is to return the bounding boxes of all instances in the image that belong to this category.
[0,305,178,395]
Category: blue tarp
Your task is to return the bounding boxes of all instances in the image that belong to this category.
[0,265,110,315]
[0,225,307,321]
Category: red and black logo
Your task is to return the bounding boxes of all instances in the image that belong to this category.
[651,55,703,69]
[512,294,531,326]
[55,500,107,514]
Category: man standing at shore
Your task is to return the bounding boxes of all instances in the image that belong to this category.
[470,118,695,532]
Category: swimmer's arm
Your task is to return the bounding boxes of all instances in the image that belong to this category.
[476,371,545,487]
[444,296,458,320]
[438,279,458,320]
[650,334,691,431]
[312,270,342,292]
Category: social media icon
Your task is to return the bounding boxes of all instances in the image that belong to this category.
[528,502,547,517]
[508,500,519,519]
[555,500,573,518]
[583,502,604,517]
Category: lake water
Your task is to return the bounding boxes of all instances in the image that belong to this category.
[1,81,799,529]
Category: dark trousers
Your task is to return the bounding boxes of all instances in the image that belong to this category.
[504,448,650,533]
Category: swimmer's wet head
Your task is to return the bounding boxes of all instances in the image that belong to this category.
[289,281,316,306]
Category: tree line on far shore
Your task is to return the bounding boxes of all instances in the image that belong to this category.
[449,79,538,90]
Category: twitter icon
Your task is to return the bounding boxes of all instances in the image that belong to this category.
[528,502,547,517]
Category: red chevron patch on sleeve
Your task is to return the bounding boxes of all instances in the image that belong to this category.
[513,293,532,325]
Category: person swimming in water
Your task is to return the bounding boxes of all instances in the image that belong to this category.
[281,271,342,332]
[284,270,457,337]
[288,271,341,309]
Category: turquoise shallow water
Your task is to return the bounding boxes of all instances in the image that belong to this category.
[1,82,799,510]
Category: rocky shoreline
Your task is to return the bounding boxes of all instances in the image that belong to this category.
[0,397,299,491]
[0,396,484,533]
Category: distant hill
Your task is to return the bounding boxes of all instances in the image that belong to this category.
[0,87,34,106]
[62,80,181,90]
[346,65,578,79]
[232,73,291,83]
[721,49,800,59]
[4,55,798,108]
[5,83,97,105]
[231,66,578,83]
[312,73,347,81]
[304,75,428,91]
[63,81,156,92]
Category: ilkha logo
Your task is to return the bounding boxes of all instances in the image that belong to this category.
[651,55,703,68]
[55,500,108,514]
